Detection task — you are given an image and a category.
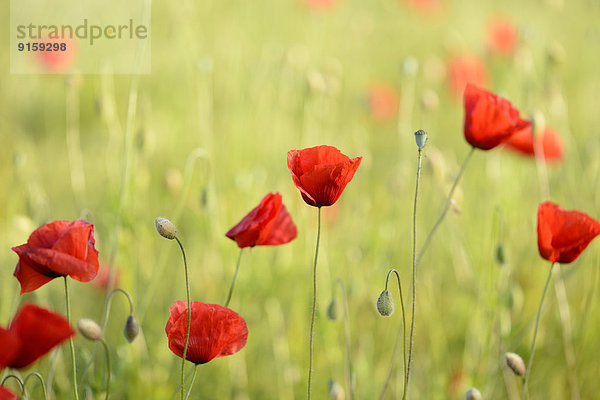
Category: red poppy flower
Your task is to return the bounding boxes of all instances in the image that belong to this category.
[404,0,442,14]
[305,0,339,10]
[504,127,564,162]
[36,37,76,72]
[12,219,100,294]
[226,192,297,248]
[92,264,120,291]
[463,84,531,150]
[0,387,17,400]
[537,202,600,264]
[287,145,362,207]
[447,54,488,98]
[487,18,517,57]
[367,84,399,121]
[0,303,75,370]
[165,301,248,364]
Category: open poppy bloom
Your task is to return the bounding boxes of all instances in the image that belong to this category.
[0,303,75,370]
[463,84,531,150]
[504,126,564,163]
[537,202,600,263]
[226,192,297,248]
[165,301,248,364]
[487,18,517,57]
[447,54,488,98]
[287,145,362,207]
[12,219,100,294]
[0,387,17,400]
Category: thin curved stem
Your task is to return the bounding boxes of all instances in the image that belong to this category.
[184,364,199,400]
[23,372,48,400]
[416,146,475,268]
[522,262,556,400]
[175,237,192,400]
[334,278,353,400]
[379,269,407,400]
[224,248,244,308]
[405,149,422,396]
[307,207,322,400]
[99,339,111,400]
[64,276,80,400]
[1,374,24,393]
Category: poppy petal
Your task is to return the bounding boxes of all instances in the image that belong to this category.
[12,258,57,295]
[27,220,71,249]
[0,386,17,400]
[0,328,19,369]
[260,204,298,246]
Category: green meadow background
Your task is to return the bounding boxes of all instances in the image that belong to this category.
[2,0,600,398]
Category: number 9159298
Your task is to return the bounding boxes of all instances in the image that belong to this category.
[18,42,67,52]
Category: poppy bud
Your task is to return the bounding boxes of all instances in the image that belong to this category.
[326,298,341,321]
[376,289,394,316]
[155,217,177,240]
[77,318,103,341]
[328,380,345,400]
[414,129,428,150]
[465,387,482,400]
[505,352,525,376]
[124,315,139,343]
[495,243,506,265]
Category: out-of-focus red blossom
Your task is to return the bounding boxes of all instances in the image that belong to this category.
[36,37,76,72]
[0,303,75,370]
[537,202,600,264]
[404,0,442,13]
[287,145,362,207]
[0,387,17,400]
[463,84,531,150]
[92,264,120,291]
[447,54,488,98]
[226,192,297,248]
[504,127,564,162]
[305,0,339,10]
[12,219,100,294]
[367,84,399,121]
[487,18,518,56]
[165,301,248,364]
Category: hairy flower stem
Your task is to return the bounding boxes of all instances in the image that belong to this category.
[184,364,199,400]
[307,207,322,400]
[100,339,111,400]
[175,237,192,400]
[64,276,80,400]
[416,146,475,267]
[335,278,353,400]
[379,269,407,400]
[522,262,556,400]
[24,372,49,400]
[405,149,422,396]
[224,248,244,308]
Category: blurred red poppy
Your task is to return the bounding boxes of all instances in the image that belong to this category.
[487,18,517,57]
[504,127,564,162]
[0,387,17,400]
[367,84,399,121]
[36,37,76,72]
[447,54,488,98]
[537,202,600,264]
[92,263,120,291]
[165,301,248,364]
[12,219,100,294]
[404,0,442,13]
[305,0,339,10]
[463,84,531,150]
[226,192,297,248]
[287,145,362,207]
[0,303,75,370]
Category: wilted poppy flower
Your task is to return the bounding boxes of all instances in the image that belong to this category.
[367,84,399,121]
[0,387,17,400]
[504,127,564,162]
[36,37,76,72]
[226,192,297,248]
[537,202,600,264]
[12,219,100,294]
[287,145,362,207]
[0,303,75,370]
[165,301,248,364]
[463,84,531,150]
[487,18,517,57]
[447,54,488,98]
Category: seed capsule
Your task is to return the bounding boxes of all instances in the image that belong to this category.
[414,129,428,150]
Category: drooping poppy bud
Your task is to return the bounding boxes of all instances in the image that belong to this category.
[376,289,395,317]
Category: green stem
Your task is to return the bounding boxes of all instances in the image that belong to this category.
[64,276,80,400]
[522,262,556,400]
[99,339,111,400]
[307,207,322,400]
[335,278,353,400]
[184,364,199,400]
[416,146,475,268]
[23,372,48,400]
[175,237,192,400]
[379,269,407,400]
[1,374,24,393]
[405,149,422,396]
[224,248,244,308]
